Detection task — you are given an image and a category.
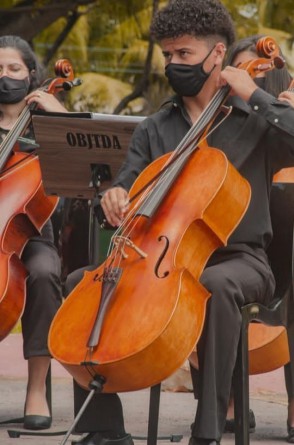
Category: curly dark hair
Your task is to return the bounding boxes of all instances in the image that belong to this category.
[0,35,45,92]
[150,0,235,47]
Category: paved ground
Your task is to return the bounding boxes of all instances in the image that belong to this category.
[0,334,291,445]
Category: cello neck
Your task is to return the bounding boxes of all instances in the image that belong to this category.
[0,102,36,170]
[174,84,231,159]
[135,85,231,218]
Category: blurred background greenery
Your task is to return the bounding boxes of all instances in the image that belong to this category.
[0,0,293,115]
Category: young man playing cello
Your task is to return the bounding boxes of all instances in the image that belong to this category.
[65,1,294,444]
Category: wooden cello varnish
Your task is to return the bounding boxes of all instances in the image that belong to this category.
[0,153,57,340]
[49,36,286,391]
[49,143,251,393]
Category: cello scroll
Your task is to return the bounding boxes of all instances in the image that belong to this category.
[237,36,285,78]
[43,59,82,94]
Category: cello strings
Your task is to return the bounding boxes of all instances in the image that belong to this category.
[0,89,45,169]
[0,106,31,168]
[129,85,230,211]
[104,84,232,269]
[119,85,231,229]
[106,123,226,270]
[124,84,230,213]
[105,87,231,268]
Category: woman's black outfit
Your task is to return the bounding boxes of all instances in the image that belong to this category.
[0,128,63,359]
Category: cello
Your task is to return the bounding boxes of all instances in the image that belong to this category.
[49,37,283,394]
[0,59,80,342]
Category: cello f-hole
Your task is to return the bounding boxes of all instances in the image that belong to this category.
[155,235,170,278]
[94,273,102,282]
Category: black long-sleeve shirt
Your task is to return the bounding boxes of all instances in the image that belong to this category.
[113,88,294,250]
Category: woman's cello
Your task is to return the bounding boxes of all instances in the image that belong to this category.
[49,37,283,393]
[0,59,79,342]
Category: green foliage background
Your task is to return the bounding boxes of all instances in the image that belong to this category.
[1,0,294,114]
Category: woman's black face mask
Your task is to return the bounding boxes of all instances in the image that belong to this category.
[0,76,30,104]
[165,47,215,97]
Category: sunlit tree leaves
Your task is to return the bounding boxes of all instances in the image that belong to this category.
[0,0,293,113]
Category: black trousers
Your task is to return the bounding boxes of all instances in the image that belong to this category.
[64,266,126,434]
[191,244,275,441]
[21,224,62,359]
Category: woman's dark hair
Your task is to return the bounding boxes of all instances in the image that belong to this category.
[0,35,45,92]
[225,34,293,97]
[150,0,235,47]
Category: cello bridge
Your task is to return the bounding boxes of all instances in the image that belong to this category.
[113,236,147,259]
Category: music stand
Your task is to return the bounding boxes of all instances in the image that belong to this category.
[32,111,145,265]
[31,110,145,199]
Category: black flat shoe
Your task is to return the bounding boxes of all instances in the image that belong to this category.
[224,408,256,433]
[287,423,294,443]
[72,432,134,445]
[23,414,52,430]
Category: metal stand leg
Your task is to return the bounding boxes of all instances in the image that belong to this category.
[147,384,161,445]
[46,365,52,415]
[233,310,250,445]
[88,202,100,267]
[132,384,183,444]
[59,376,105,445]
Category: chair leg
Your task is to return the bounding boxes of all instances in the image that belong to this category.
[286,322,294,396]
[46,364,52,415]
[147,383,161,445]
[233,311,250,445]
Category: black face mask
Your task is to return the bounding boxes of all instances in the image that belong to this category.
[165,47,215,97]
[254,77,266,90]
[0,76,30,104]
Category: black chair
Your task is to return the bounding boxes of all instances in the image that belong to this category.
[233,182,294,445]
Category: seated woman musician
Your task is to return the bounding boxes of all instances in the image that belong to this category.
[189,33,294,440]
[0,35,66,430]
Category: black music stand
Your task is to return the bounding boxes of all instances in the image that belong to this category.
[31,110,144,199]
[32,110,144,264]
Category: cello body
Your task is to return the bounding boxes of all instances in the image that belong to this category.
[0,152,58,341]
[49,146,251,393]
[248,324,289,374]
